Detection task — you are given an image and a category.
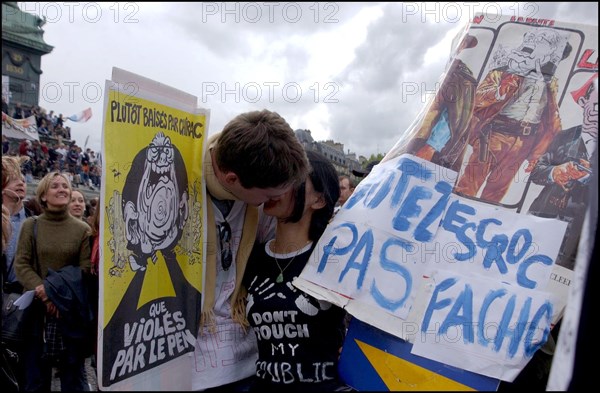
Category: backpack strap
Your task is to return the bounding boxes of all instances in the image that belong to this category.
[32,217,40,276]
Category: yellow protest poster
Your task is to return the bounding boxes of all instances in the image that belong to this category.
[98,68,208,390]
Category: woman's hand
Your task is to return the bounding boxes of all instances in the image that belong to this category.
[46,301,59,318]
[35,284,48,302]
[36,284,60,317]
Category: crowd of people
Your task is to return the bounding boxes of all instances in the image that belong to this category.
[2,153,99,391]
[2,99,101,391]
[2,101,581,391]
[2,100,102,191]
[3,100,71,141]
[2,109,361,392]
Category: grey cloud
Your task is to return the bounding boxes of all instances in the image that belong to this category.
[170,3,369,58]
[326,56,448,159]
[343,4,450,92]
[32,2,597,160]
[327,3,454,157]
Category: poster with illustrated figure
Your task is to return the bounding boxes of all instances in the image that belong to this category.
[295,14,597,387]
[98,68,209,390]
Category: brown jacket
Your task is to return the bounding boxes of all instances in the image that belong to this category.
[467,68,562,163]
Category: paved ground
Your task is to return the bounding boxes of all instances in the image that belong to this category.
[51,356,98,391]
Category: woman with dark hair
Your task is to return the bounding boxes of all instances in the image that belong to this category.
[88,197,101,276]
[242,150,351,391]
[87,196,101,370]
[86,197,99,226]
[14,171,92,391]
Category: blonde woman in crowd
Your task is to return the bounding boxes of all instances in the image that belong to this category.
[14,171,93,391]
[69,189,87,221]
[2,155,24,391]
[2,155,33,293]
[0,156,17,268]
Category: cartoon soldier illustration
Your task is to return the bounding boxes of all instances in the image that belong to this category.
[455,27,572,203]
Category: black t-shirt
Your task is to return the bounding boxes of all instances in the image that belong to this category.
[81,152,90,166]
[243,241,347,391]
[48,148,59,162]
[67,149,79,164]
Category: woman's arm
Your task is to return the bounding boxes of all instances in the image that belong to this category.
[14,217,43,291]
[79,229,92,274]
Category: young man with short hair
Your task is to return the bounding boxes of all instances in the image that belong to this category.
[191,109,309,390]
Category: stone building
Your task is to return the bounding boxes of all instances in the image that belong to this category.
[295,128,363,180]
[2,2,53,113]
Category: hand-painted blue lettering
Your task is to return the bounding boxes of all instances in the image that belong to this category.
[414,180,453,242]
[477,219,508,274]
[339,228,374,289]
[481,234,509,273]
[478,289,507,346]
[425,278,552,359]
[366,174,395,209]
[454,222,477,261]
[442,200,477,260]
[517,254,553,289]
[392,185,431,232]
[370,238,414,311]
[439,283,474,344]
[508,297,531,358]
[414,182,452,242]
[493,294,517,354]
[344,186,368,210]
[441,199,553,289]
[390,157,432,208]
[475,218,502,248]
[524,301,552,357]
[506,229,532,265]
[441,199,476,232]
[345,170,396,211]
[317,223,357,273]
[395,156,432,179]
[421,277,457,332]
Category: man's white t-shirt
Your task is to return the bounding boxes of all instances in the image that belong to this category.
[190,200,274,390]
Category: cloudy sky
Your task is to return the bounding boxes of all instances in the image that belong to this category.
[22,2,598,158]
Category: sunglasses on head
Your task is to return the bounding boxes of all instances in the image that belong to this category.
[218,221,232,271]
